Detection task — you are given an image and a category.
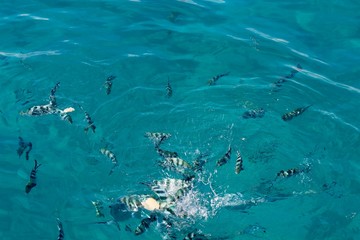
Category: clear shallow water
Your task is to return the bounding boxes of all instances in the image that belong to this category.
[1,0,360,239]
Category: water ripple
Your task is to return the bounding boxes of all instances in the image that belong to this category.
[302,69,360,95]
[0,50,61,59]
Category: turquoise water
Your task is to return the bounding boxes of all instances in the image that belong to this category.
[1,0,360,239]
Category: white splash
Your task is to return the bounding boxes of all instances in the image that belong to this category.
[175,189,210,220]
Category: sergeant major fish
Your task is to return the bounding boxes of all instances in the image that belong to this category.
[160,157,193,175]
[235,150,244,174]
[25,159,41,194]
[119,195,151,211]
[104,75,116,95]
[166,77,173,98]
[273,64,302,88]
[277,168,299,178]
[92,200,105,217]
[155,146,178,158]
[78,105,96,133]
[142,178,192,201]
[208,72,229,86]
[56,218,64,240]
[17,136,32,160]
[145,132,172,148]
[216,145,231,167]
[134,214,157,235]
[276,165,310,178]
[20,82,74,123]
[242,108,265,119]
[281,105,311,121]
[100,148,118,175]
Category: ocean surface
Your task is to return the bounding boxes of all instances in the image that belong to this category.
[1,0,360,239]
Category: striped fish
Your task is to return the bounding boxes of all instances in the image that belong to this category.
[100,148,119,175]
[273,64,302,88]
[276,165,311,180]
[276,168,299,178]
[120,195,150,211]
[145,132,171,147]
[104,75,116,95]
[17,137,32,160]
[155,147,178,158]
[20,103,55,116]
[25,159,41,193]
[21,82,60,116]
[281,105,311,121]
[59,111,73,124]
[134,214,157,235]
[235,150,244,174]
[216,145,231,167]
[166,78,173,98]
[79,105,96,133]
[91,200,105,217]
[144,178,192,201]
[56,218,64,240]
[160,157,193,174]
[242,108,265,119]
[208,72,229,86]
[49,82,60,107]
[19,82,74,123]
[183,231,210,240]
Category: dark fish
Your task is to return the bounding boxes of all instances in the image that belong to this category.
[166,78,173,98]
[192,153,209,172]
[281,105,311,121]
[92,200,105,217]
[104,75,116,95]
[25,159,41,193]
[216,145,231,167]
[134,214,157,235]
[235,150,244,174]
[109,202,132,222]
[208,72,229,86]
[100,148,118,175]
[183,231,210,240]
[17,137,32,160]
[49,82,61,107]
[25,142,32,161]
[273,64,302,88]
[125,225,132,232]
[168,11,181,23]
[56,218,64,240]
[242,108,265,119]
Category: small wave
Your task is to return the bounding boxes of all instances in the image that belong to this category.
[0,50,61,59]
[318,110,360,133]
[125,52,154,58]
[289,47,328,65]
[177,0,205,8]
[301,69,360,95]
[18,13,49,21]
[246,27,289,44]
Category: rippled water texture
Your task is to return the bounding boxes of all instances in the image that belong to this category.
[1,0,360,239]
